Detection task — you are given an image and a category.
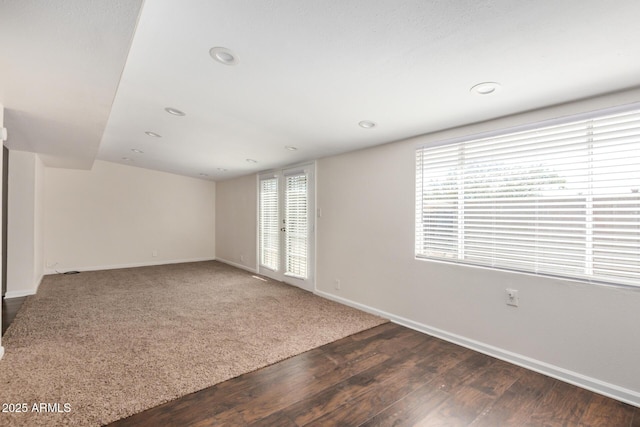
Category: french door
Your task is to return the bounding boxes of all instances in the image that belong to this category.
[258,164,314,291]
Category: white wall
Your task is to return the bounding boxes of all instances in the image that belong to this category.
[44,160,215,273]
[215,88,640,407]
[6,150,44,297]
[315,88,640,406]
[215,174,257,272]
[34,152,44,285]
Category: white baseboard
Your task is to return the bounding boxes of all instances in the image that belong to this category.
[4,290,36,298]
[43,257,217,276]
[4,274,44,298]
[314,289,640,409]
[215,258,258,274]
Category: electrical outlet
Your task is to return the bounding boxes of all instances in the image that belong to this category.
[152,250,158,257]
[506,288,519,307]
[334,279,341,290]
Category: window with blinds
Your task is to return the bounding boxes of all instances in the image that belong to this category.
[416,105,640,287]
[285,172,308,278]
[259,177,279,271]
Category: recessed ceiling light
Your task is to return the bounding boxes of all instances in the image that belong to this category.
[359,120,376,129]
[285,146,297,151]
[217,168,227,172]
[165,107,186,116]
[121,157,133,161]
[145,131,162,138]
[131,149,144,154]
[470,82,501,95]
[246,159,258,163]
[199,173,209,177]
[209,47,239,66]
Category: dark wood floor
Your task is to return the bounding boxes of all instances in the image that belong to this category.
[107,322,640,427]
[1,295,27,336]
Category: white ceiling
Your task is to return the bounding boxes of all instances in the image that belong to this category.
[2,1,640,180]
[0,0,142,168]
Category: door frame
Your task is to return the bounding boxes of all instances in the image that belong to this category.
[257,162,315,292]
[2,146,7,298]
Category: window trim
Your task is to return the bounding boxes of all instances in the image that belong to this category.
[415,252,640,291]
[418,102,640,152]
[415,102,640,290]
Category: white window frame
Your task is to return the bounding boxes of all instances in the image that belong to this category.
[415,103,640,289]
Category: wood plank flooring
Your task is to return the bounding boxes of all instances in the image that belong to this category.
[107,323,640,427]
[1,296,26,336]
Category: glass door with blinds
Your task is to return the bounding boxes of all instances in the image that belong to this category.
[258,164,315,291]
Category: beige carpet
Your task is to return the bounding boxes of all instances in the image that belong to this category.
[0,261,386,426]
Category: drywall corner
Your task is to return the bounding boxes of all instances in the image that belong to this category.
[33,153,44,286]
[7,150,40,297]
[215,174,258,271]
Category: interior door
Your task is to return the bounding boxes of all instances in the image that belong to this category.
[258,164,314,292]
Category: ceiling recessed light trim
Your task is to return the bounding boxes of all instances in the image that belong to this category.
[246,158,258,163]
[217,168,228,172]
[199,173,209,177]
[470,82,501,95]
[359,120,376,129]
[121,157,133,161]
[165,107,186,116]
[285,145,297,151]
[145,131,162,138]
[210,47,239,66]
[131,148,144,154]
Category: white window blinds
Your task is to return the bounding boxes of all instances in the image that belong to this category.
[416,106,640,287]
[284,172,308,278]
[259,177,279,271]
